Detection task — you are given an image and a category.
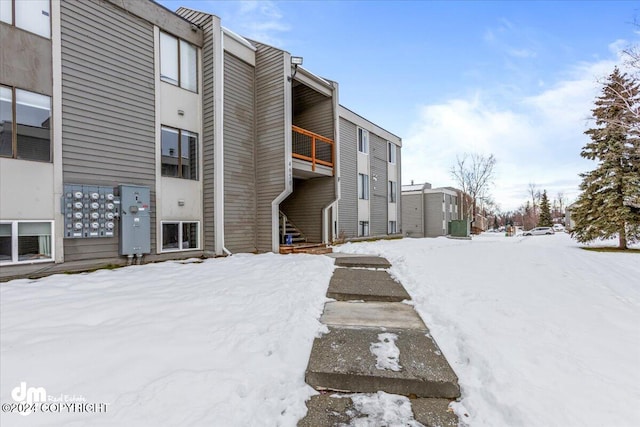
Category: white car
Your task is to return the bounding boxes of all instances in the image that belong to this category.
[523,227,555,236]
[552,224,565,232]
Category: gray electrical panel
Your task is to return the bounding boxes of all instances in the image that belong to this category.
[63,184,120,238]
[119,185,151,256]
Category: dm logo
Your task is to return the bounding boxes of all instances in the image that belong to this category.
[11,382,47,416]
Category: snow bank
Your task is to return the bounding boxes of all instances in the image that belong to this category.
[1,253,334,427]
[335,233,640,427]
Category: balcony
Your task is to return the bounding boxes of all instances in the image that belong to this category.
[292,125,334,177]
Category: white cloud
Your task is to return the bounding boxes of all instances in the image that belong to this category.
[211,0,290,46]
[401,56,623,212]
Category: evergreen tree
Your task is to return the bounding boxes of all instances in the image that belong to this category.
[537,190,553,227]
[493,216,499,230]
[571,67,640,249]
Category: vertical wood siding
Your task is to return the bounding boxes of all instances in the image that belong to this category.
[337,117,358,238]
[254,42,286,252]
[292,84,333,139]
[60,0,156,261]
[425,193,445,237]
[223,52,257,253]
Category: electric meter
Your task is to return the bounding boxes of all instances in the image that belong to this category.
[105,222,115,230]
[74,191,83,199]
[106,194,114,201]
[106,203,115,210]
[74,212,83,219]
[91,222,100,229]
[105,212,114,220]
[91,192,100,200]
[91,212,100,219]
[90,202,99,210]
[74,201,83,209]
[74,222,83,230]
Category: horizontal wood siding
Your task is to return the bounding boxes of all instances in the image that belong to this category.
[177,9,216,251]
[397,145,402,233]
[254,43,286,252]
[292,84,334,140]
[338,117,358,238]
[223,52,256,253]
[401,193,423,237]
[61,0,156,262]
[370,134,388,236]
[281,177,335,243]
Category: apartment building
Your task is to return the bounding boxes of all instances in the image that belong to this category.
[0,0,401,280]
[401,183,459,237]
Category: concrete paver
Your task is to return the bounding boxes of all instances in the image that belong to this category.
[333,256,392,269]
[306,327,460,398]
[321,301,426,330]
[327,268,410,302]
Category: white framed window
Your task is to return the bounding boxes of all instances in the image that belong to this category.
[388,221,397,234]
[358,173,369,200]
[357,127,368,154]
[160,32,198,92]
[161,221,200,252]
[388,180,397,203]
[358,221,369,237]
[0,221,54,265]
[388,142,396,164]
[0,85,52,162]
[1,0,50,39]
[161,126,198,180]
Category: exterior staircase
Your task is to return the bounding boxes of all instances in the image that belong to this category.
[278,211,332,255]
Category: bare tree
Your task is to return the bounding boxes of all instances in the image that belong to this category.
[450,153,497,221]
[527,183,540,223]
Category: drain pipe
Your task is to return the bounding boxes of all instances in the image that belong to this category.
[222,247,232,256]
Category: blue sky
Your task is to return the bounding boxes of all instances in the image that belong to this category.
[158,0,639,211]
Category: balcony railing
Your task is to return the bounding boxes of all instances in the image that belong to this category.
[292,125,334,173]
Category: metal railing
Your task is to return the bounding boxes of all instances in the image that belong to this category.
[292,125,334,173]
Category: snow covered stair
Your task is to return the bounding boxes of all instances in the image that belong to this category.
[300,254,460,426]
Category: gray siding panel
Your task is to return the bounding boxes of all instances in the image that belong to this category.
[254,42,286,252]
[401,193,423,237]
[176,9,216,252]
[425,193,445,237]
[396,146,402,233]
[223,52,256,253]
[0,24,52,95]
[370,134,387,236]
[338,117,358,239]
[60,0,156,262]
[281,177,335,243]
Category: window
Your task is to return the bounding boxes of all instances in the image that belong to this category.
[161,126,198,180]
[388,142,396,164]
[1,0,50,38]
[0,221,53,264]
[388,181,397,203]
[0,86,51,162]
[389,221,397,234]
[357,127,368,154]
[160,32,198,92]
[162,221,199,251]
[358,173,369,200]
[358,221,369,237]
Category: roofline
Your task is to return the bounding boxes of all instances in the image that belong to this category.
[222,26,257,51]
[338,104,401,145]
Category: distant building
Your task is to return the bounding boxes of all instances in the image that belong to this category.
[401,183,459,237]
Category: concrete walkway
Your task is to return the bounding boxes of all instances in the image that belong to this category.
[299,254,460,426]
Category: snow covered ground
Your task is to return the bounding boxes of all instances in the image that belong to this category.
[335,233,640,427]
[0,253,334,426]
[1,234,638,426]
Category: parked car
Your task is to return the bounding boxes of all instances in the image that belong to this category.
[523,227,555,236]
[552,224,565,232]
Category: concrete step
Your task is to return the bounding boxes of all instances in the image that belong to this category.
[306,327,460,399]
[280,243,332,255]
[333,255,391,269]
[298,393,458,427]
[321,301,426,330]
[327,268,411,302]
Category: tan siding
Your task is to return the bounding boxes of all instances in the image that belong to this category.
[60,0,156,262]
[401,193,424,237]
[223,53,256,252]
[281,177,335,243]
[292,84,334,140]
[254,43,286,251]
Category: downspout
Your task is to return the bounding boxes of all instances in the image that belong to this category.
[213,19,229,255]
[421,185,425,237]
[271,52,294,253]
[323,80,340,244]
